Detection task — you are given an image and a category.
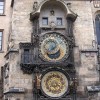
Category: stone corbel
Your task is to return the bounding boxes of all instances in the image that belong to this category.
[30,11,40,20]
[66,3,78,22]
[30,1,40,20]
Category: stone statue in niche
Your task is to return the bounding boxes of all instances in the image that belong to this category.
[33,34,39,44]
[33,1,38,11]
[5,65,9,78]
[50,21,56,30]
[8,39,14,50]
[35,73,41,89]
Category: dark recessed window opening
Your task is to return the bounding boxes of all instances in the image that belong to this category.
[95,14,100,45]
[57,18,62,26]
[0,30,3,50]
[24,49,30,63]
[0,0,4,14]
[24,49,29,54]
[42,17,48,25]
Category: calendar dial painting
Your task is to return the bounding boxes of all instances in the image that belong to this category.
[41,71,68,98]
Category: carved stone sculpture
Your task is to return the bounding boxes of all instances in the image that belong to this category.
[50,21,56,30]
[33,1,38,11]
[35,73,41,89]
[8,40,14,50]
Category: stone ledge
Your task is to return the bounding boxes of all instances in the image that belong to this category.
[0,14,6,16]
[4,87,25,94]
[0,51,4,53]
[81,49,98,53]
[87,86,100,92]
[4,49,19,58]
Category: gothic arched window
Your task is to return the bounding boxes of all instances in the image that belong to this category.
[95,14,100,45]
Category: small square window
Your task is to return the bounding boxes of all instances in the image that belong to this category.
[24,49,30,63]
[0,0,4,14]
[42,17,48,25]
[57,18,62,26]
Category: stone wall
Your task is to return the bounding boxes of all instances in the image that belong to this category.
[2,0,100,100]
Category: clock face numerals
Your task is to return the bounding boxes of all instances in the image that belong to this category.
[39,33,69,62]
[41,71,68,98]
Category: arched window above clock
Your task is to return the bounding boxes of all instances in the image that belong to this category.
[95,14,100,45]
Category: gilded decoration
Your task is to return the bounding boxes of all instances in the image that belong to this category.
[41,71,68,97]
[39,33,69,62]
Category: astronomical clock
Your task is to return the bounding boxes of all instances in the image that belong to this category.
[37,32,72,99]
[41,71,69,98]
[20,0,77,100]
[39,33,69,62]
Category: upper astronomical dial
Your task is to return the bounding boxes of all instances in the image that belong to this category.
[39,33,69,62]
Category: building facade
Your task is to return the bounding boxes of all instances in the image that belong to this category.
[0,0,100,100]
[0,0,12,99]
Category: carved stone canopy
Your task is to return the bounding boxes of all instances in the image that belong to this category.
[19,43,34,49]
[30,0,77,21]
